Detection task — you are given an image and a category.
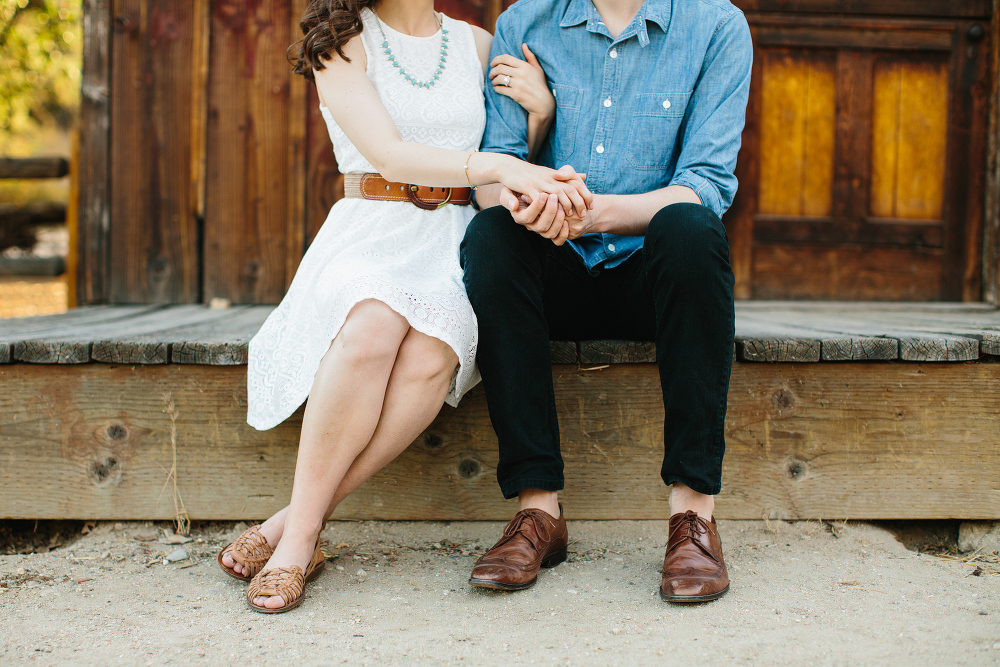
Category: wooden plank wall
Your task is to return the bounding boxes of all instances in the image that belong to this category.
[108,0,207,303]
[78,0,509,306]
[77,0,1000,306]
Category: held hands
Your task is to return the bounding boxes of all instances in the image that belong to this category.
[500,166,596,246]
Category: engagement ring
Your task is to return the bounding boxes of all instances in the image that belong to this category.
[503,75,511,87]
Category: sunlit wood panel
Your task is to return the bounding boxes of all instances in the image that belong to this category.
[870,59,948,220]
[758,52,836,217]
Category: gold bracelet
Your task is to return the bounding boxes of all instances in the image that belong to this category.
[464,149,478,190]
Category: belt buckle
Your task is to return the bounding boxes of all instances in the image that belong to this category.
[406,184,452,210]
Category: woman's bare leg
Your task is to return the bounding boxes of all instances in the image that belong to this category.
[225,329,458,574]
[251,325,458,608]
[246,300,408,604]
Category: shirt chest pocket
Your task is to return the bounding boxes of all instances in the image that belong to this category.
[626,92,691,170]
[550,84,584,163]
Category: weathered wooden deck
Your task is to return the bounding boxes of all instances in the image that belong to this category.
[1,303,998,521]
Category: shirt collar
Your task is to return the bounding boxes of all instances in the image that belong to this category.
[560,0,672,46]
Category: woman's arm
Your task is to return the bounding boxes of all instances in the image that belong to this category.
[315,34,589,215]
[488,45,554,162]
[471,31,553,161]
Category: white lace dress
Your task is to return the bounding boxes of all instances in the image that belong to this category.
[247,10,485,430]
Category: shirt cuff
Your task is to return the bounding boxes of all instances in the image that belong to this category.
[669,171,724,218]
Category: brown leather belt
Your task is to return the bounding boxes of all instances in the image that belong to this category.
[343,173,473,211]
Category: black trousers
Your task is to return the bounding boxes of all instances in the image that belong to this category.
[460,203,735,499]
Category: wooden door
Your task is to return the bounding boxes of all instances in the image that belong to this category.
[727,2,992,301]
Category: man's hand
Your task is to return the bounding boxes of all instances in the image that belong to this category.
[501,186,569,244]
[500,166,591,246]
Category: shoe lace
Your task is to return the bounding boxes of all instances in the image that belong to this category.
[665,511,719,564]
[493,509,548,553]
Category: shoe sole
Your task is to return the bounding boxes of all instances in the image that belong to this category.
[468,547,567,591]
[658,583,730,603]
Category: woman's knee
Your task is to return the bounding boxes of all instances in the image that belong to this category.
[395,332,457,385]
[334,300,408,365]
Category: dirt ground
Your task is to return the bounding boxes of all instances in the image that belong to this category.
[1,519,997,666]
[0,276,67,319]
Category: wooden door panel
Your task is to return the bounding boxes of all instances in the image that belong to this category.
[758,51,836,217]
[726,9,990,301]
[870,57,948,221]
[753,244,943,301]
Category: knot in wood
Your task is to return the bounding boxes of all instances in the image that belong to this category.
[105,422,128,441]
[87,456,120,487]
[423,433,443,450]
[457,459,481,480]
[772,388,795,411]
[785,459,807,480]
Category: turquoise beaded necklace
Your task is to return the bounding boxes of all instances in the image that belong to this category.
[373,11,449,89]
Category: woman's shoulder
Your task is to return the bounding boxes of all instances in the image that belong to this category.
[441,13,492,65]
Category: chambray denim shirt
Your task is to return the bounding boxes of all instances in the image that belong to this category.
[481,0,753,271]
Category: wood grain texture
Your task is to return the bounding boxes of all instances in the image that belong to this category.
[435,0,490,28]
[753,244,944,301]
[89,306,246,364]
[870,58,948,220]
[756,26,953,51]
[0,158,70,179]
[758,51,835,217]
[986,3,1000,306]
[723,27,761,300]
[833,50,872,219]
[2,362,997,520]
[109,0,202,303]
[947,19,989,302]
[735,1,991,19]
[6,305,165,363]
[736,338,820,362]
[737,303,983,361]
[578,341,656,364]
[303,84,340,249]
[77,0,112,305]
[753,215,943,247]
[203,0,298,304]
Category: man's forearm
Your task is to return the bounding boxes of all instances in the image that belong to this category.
[589,185,701,236]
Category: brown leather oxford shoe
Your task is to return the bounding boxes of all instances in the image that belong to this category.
[660,510,730,602]
[468,504,568,590]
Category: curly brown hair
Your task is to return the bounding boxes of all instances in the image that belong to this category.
[288,0,379,80]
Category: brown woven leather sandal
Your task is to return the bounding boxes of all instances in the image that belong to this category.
[246,541,326,613]
[217,524,274,582]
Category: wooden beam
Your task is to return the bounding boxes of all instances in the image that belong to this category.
[734,0,991,19]
[108,0,203,304]
[1,362,997,521]
[0,158,70,179]
[0,203,67,227]
[77,0,112,305]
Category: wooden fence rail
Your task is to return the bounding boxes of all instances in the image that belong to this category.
[0,157,70,180]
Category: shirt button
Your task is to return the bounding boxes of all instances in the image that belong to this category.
[609,49,618,58]
[603,98,612,107]
[596,144,605,154]
[608,243,616,252]
[663,99,671,110]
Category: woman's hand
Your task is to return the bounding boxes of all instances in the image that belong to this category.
[490,44,555,122]
[496,159,592,220]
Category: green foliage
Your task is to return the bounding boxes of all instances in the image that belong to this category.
[0,0,82,156]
